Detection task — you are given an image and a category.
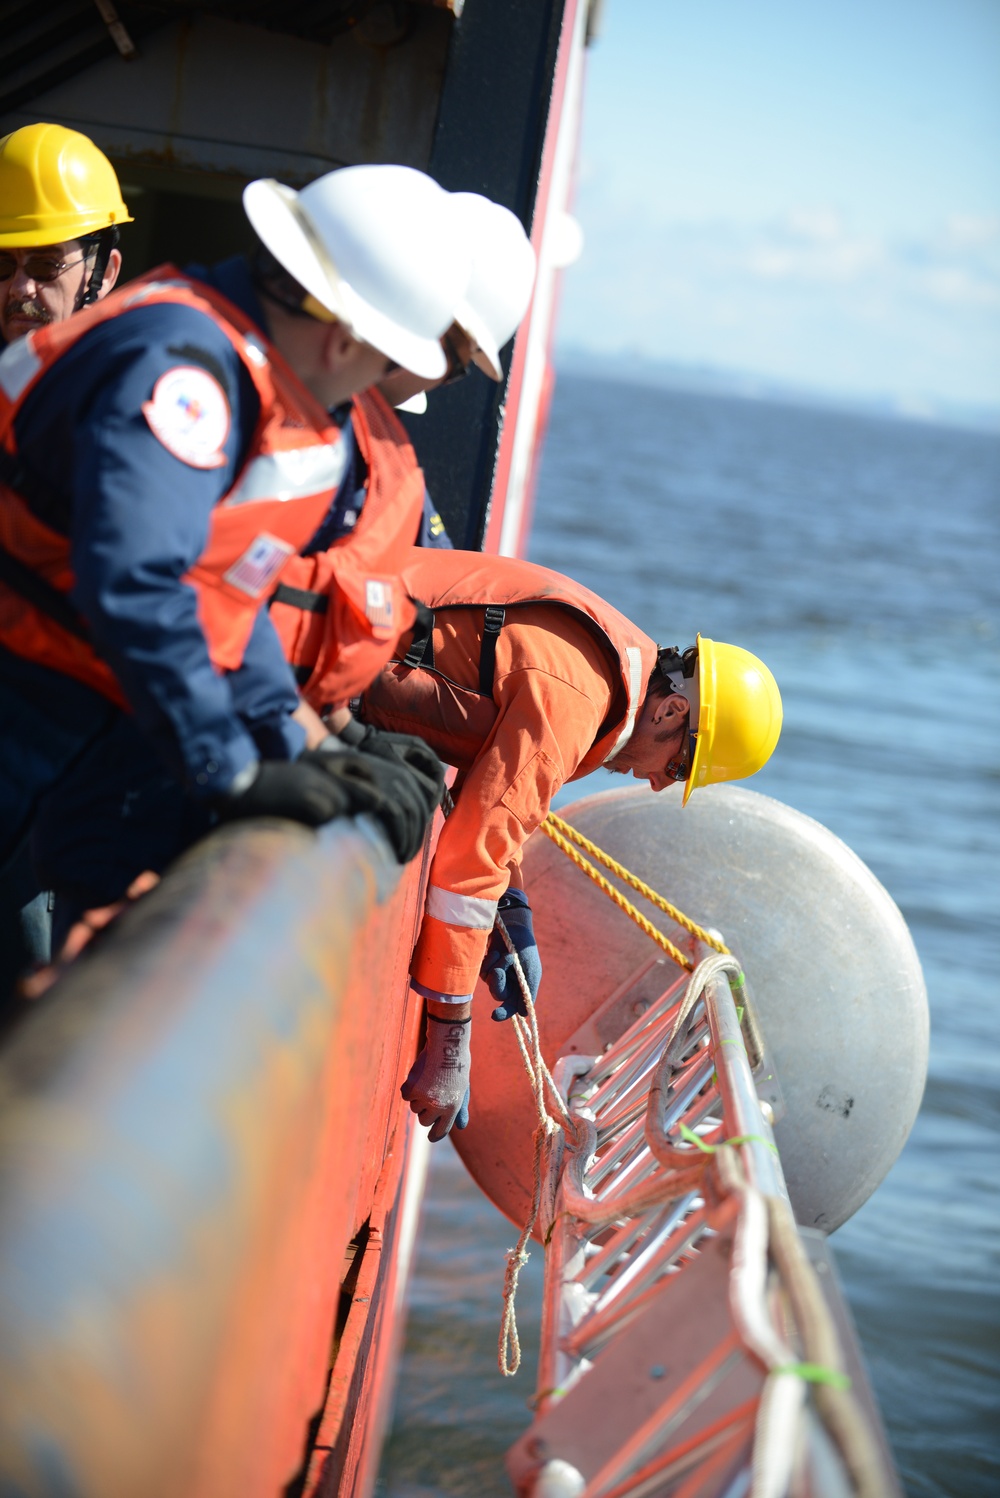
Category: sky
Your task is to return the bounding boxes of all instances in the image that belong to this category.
[558,0,1000,414]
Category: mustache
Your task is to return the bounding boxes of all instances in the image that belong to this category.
[4,298,54,325]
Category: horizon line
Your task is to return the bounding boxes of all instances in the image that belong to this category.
[553,344,1000,438]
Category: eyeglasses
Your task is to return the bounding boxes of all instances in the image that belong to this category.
[440,328,473,387]
[666,730,698,783]
[0,251,91,285]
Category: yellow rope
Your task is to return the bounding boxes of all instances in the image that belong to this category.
[539,811,729,968]
[496,818,728,1373]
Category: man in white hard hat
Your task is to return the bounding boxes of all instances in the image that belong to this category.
[0,164,462,963]
[376,191,536,545]
[380,192,536,417]
[261,192,538,722]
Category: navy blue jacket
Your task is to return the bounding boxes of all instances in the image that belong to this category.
[6,257,451,798]
[8,260,309,797]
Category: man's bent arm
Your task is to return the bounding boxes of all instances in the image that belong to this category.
[410,668,604,996]
[69,326,262,797]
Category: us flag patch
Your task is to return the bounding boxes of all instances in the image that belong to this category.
[224,533,294,597]
[365,579,394,629]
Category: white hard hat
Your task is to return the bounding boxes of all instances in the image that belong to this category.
[450,193,537,380]
[243,165,471,380]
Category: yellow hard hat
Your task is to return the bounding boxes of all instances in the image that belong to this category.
[683,634,782,804]
[0,123,132,247]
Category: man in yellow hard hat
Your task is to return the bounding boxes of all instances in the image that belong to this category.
[328,546,782,1142]
[0,122,130,346]
[0,123,133,991]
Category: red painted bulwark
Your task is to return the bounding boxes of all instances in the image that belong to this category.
[0,816,438,1498]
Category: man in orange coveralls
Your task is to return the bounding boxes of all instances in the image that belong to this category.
[329,548,783,1141]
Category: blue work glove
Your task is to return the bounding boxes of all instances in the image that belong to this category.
[401,987,472,1142]
[481,888,542,1023]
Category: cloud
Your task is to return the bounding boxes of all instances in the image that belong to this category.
[943,214,1000,250]
[557,193,1000,406]
[733,212,1000,306]
[742,221,883,283]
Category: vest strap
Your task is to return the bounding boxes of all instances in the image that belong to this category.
[402,600,435,670]
[479,604,505,696]
[0,543,90,642]
[271,581,329,614]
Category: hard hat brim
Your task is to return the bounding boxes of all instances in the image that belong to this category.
[244,178,346,317]
[340,279,447,381]
[243,178,446,381]
[0,211,133,248]
[453,298,502,380]
[682,634,708,806]
[394,390,428,414]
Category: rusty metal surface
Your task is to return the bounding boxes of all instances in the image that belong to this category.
[0,2,169,117]
[0,7,451,183]
[0,812,430,1498]
[304,1115,429,1498]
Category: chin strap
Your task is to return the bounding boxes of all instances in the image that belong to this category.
[78,228,118,308]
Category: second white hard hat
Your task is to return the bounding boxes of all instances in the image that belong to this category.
[450,193,537,380]
[243,165,471,380]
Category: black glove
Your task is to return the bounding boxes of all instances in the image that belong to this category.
[216,759,352,827]
[338,719,444,786]
[301,744,444,864]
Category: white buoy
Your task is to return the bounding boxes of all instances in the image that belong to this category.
[455,784,928,1234]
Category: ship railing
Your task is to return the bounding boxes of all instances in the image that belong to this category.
[506,942,901,1498]
[0,813,432,1498]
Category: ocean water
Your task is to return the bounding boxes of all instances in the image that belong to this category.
[378,375,1000,1498]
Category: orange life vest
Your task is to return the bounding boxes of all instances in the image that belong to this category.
[267,387,423,712]
[361,548,660,996]
[363,547,659,769]
[0,266,346,706]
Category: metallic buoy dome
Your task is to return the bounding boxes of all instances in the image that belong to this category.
[454,783,928,1234]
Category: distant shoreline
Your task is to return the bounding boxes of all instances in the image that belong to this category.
[555,346,1000,439]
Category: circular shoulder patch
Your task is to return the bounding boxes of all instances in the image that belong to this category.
[141,366,230,469]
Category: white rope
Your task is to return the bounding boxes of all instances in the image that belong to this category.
[495,914,571,1377]
[495,943,741,1375]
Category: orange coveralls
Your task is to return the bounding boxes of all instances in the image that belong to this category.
[361,569,657,995]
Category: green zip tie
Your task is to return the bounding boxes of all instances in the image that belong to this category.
[776,1362,852,1390]
[729,970,746,989]
[679,1123,779,1157]
[736,1005,745,1024]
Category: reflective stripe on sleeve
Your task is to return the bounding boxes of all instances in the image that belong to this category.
[603,645,645,762]
[223,443,347,507]
[426,886,498,930]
